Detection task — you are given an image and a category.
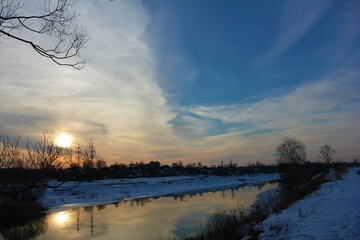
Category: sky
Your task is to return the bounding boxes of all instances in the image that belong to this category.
[0,0,359,166]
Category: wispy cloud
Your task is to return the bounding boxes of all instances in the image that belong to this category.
[322,0,360,65]
[255,0,330,65]
[0,1,179,162]
[143,2,199,103]
[172,71,360,163]
[1,1,359,166]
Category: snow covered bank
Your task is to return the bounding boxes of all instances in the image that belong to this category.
[258,167,360,240]
[41,173,279,210]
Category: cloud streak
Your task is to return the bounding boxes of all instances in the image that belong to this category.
[256,0,330,65]
[1,1,359,166]
[173,71,360,163]
[0,1,179,162]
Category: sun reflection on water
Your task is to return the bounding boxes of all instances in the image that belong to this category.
[42,183,278,239]
[54,211,69,224]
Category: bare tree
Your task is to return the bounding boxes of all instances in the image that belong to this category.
[1,132,64,201]
[0,0,87,69]
[319,144,335,165]
[62,146,81,168]
[275,137,308,189]
[0,133,22,168]
[0,132,96,202]
[26,131,63,169]
[81,139,96,169]
[275,137,307,165]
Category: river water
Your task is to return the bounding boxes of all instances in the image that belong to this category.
[1,182,277,240]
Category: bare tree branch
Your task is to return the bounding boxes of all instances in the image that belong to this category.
[0,0,88,69]
[0,131,88,201]
[26,131,63,169]
[0,133,22,168]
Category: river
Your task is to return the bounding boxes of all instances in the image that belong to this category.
[0,182,277,240]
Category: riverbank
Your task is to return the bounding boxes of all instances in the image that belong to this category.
[41,173,279,210]
[258,167,360,239]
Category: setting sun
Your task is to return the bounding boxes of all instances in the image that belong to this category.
[54,132,73,148]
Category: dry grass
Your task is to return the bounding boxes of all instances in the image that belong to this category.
[160,164,352,240]
[185,168,329,240]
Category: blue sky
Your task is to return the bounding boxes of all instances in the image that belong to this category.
[144,0,358,105]
[0,0,359,165]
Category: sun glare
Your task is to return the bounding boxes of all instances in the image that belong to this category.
[54,132,73,148]
[54,211,69,224]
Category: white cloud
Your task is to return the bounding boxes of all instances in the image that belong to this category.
[0,0,179,163]
[174,71,360,163]
[1,0,359,166]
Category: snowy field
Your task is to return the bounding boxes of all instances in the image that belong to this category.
[258,167,360,240]
[41,173,279,210]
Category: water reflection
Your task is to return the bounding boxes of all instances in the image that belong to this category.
[84,207,95,236]
[0,216,47,240]
[96,204,107,212]
[54,212,69,225]
[0,183,277,240]
[0,203,47,240]
[130,198,153,207]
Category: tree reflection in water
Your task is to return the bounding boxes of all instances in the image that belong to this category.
[130,198,152,207]
[0,202,48,240]
[84,206,95,236]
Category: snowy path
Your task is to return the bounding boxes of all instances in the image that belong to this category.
[41,173,279,210]
[258,168,360,240]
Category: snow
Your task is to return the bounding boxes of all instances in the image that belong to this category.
[40,173,279,210]
[258,167,360,240]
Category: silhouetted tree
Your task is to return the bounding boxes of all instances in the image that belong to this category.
[63,146,81,168]
[26,131,63,169]
[0,0,87,69]
[95,158,107,169]
[81,139,96,169]
[0,132,83,201]
[318,144,335,165]
[275,137,306,165]
[275,137,307,188]
[0,134,22,168]
[186,162,195,168]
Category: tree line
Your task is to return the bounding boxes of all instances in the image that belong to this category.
[0,132,102,202]
[274,137,341,190]
[1,133,356,203]
[0,132,102,170]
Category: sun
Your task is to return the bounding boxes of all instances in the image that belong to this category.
[54,132,73,148]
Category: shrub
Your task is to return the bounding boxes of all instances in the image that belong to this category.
[186,166,328,240]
